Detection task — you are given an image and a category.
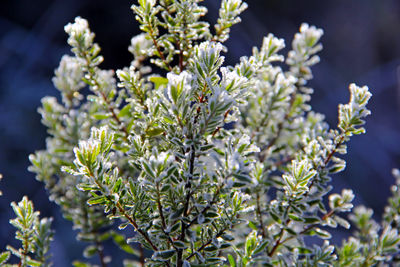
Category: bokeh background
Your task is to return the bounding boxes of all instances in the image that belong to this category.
[1,0,400,265]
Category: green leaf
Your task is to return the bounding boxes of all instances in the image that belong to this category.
[314,228,332,239]
[222,234,235,241]
[284,227,297,236]
[87,195,107,205]
[0,251,10,265]
[304,217,320,224]
[253,240,269,255]
[297,247,313,254]
[270,212,282,224]
[27,258,42,266]
[154,249,176,260]
[163,116,174,124]
[111,232,138,255]
[204,245,218,252]
[83,245,98,258]
[170,85,178,103]
[118,222,129,230]
[92,113,112,120]
[145,127,164,137]
[118,104,132,118]
[329,163,346,174]
[233,173,252,183]
[248,221,258,231]
[205,211,219,218]
[173,241,186,249]
[73,260,92,267]
[220,243,231,249]
[228,254,236,267]
[245,234,255,256]
[206,257,225,263]
[170,222,180,233]
[149,76,168,89]
[333,215,350,229]
[142,161,155,178]
[288,213,304,222]
[112,178,122,193]
[232,181,247,188]
[170,207,184,220]
[77,183,99,191]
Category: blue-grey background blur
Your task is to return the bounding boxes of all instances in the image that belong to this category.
[1,0,399,265]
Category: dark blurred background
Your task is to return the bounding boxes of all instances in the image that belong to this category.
[1,0,400,265]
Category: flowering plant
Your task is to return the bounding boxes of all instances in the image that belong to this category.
[1,0,400,266]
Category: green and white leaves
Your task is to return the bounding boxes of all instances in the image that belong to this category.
[23,0,397,266]
[283,159,316,197]
[215,0,248,42]
[338,83,372,136]
[68,126,114,177]
[5,197,53,267]
[287,23,324,83]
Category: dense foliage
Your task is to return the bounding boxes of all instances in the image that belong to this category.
[1,0,400,266]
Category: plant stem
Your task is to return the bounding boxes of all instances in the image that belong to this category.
[82,51,129,138]
[256,191,266,238]
[185,227,227,260]
[177,144,196,267]
[324,134,345,166]
[95,239,107,267]
[115,202,158,252]
[139,244,145,267]
[148,26,172,71]
[269,209,336,257]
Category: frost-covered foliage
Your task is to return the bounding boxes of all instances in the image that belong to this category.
[0,196,53,267]
[2,0,400,266]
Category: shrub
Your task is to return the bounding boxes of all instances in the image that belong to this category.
[1,0,400,266]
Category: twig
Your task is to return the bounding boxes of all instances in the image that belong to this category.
[185,227,227,260]
[268,209,336,257]
[177,144,196,267]
[88,172,161,257]
[148,27,172,72]
[82,51,130,138]
[186,185,222,228]
[324,135,345,166]
[116,202,159,252]
[256,192,266,238]
[156,182,167,230]
[305,134,346,196]
[139,244,145,267]
[95,239,107,267]
[156,181,180,260]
